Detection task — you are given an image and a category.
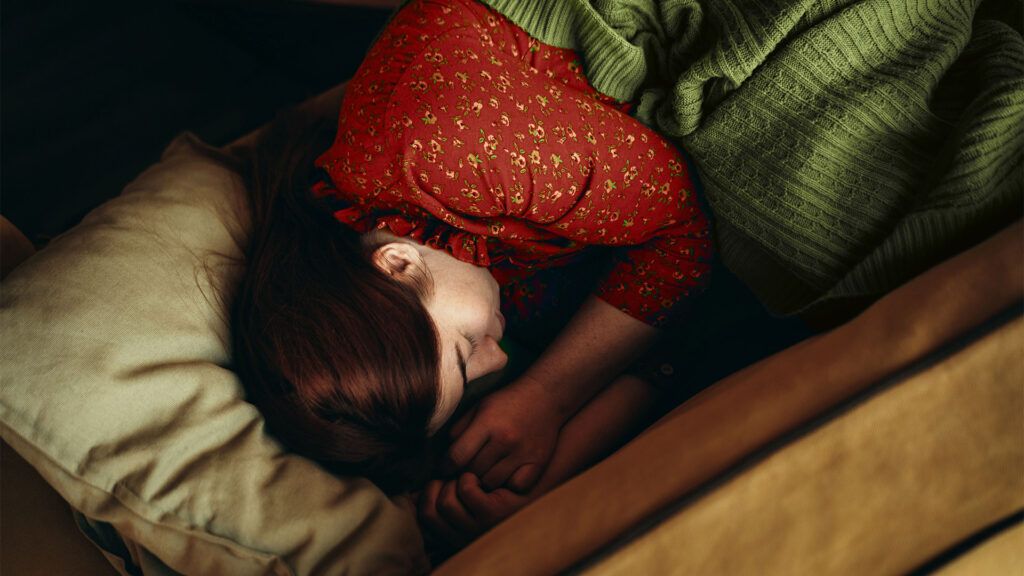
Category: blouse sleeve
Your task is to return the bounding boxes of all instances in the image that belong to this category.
[551,128,714,328]
[466,67,713,327]
[501,94,713,327]
[388,23,713,327]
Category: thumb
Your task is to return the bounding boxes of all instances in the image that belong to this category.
[508,463,542,494]
[444,411,489,475]
[449,405,479,439]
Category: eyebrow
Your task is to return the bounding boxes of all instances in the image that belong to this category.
[455,343,468,389]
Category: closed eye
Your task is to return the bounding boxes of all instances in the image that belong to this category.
[466,333,479,354]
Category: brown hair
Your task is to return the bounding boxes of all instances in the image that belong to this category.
[228,106,442,494]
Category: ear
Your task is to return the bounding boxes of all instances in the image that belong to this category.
[371,242,425,281]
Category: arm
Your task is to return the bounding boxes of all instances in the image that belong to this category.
[514,294,660,420]
[437,64,711,492]
[444,163,711,491]
[508,372,662,494]
[444,295,660,491]
[419,372,663,546]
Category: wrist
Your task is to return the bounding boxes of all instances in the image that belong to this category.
[512,372,576,422]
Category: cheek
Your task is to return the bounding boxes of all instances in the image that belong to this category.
[457,277,497,322]
[440,378,463,418]
[475,268,500,306]
[434,369,464,430]
[450,379,465,411]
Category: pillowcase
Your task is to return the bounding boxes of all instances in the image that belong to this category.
[0,134,429,575]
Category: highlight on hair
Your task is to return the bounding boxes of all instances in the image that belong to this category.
[228,105,442,494]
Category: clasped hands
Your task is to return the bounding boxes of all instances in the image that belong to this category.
[416,377,565,547]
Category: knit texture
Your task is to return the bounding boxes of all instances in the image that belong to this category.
[477,0,1024,315]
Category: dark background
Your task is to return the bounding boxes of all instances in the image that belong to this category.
[0,0,815,388]
[1,0,397,244]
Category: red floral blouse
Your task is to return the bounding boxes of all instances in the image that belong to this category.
[314,0,712,329]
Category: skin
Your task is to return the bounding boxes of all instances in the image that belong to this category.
[418,372,662,548]
[443,295,659,491]
[369,231,508,433]
[371,230,667,547]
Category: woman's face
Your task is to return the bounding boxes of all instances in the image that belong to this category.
[419,244,507,433]
[370,235,507,433]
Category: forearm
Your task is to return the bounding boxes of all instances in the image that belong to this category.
[416,374,666,546]
[518,295,660,421]
[528,373,662,497]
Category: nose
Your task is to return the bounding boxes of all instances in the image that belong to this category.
[467,336,508,381]
[491,344,509,372]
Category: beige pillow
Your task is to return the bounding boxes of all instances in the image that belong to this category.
[0,134,429,575]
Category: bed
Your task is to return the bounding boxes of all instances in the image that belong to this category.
[2,11,1023,574]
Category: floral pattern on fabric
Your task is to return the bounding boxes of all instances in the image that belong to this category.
[315,0,712,327]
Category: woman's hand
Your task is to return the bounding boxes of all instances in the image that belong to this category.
[445,377,564,493]
[421,373,664,551]
[417,473,534,548]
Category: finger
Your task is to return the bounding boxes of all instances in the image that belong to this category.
[437,478,479,536]
[456,472,499,524]
[449,405,478,439]
[480,457,521,491]
[446,425,490,473]
[508,463,543,494]
[416,480,439,512]
[418,480,465,548]
[466,437,507,479]
[417,480,443,519]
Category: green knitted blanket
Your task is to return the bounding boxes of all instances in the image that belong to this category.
[479,0,1024,316]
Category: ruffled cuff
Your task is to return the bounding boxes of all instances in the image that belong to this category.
[312,180,495,268]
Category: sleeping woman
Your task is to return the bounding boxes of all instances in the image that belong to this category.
[230,0,712,548]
